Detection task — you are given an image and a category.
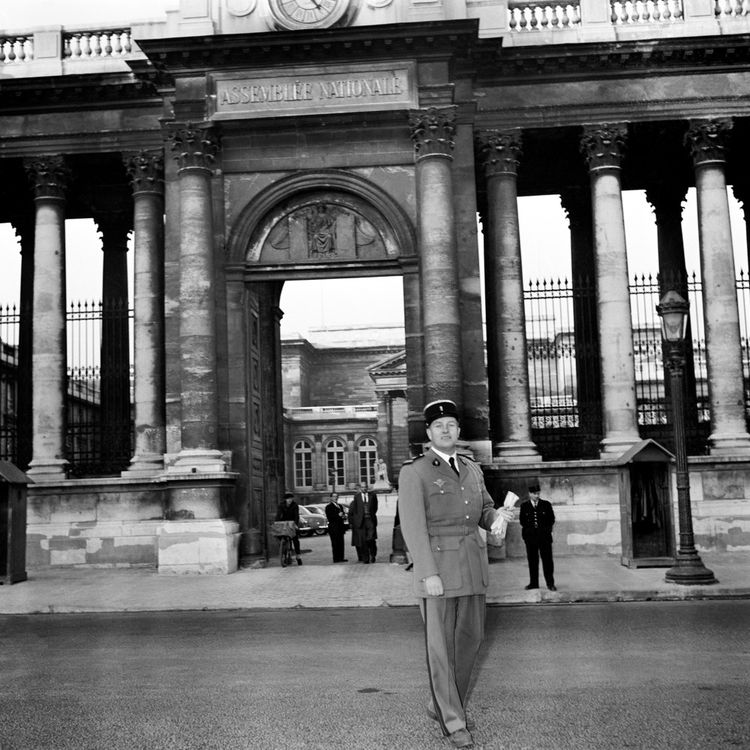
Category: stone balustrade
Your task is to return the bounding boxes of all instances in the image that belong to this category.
[1,0,750,76]
[0,27,142,77]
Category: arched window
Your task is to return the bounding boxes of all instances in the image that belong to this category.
[358,437,378,486]
[326,438,345,489]
[294,440,312,488]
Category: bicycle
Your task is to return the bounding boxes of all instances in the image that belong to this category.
[270,520,298,567]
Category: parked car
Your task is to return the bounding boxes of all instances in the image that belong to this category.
[298,506,328,536]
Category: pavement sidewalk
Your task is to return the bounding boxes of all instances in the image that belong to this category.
[1,550,748,615]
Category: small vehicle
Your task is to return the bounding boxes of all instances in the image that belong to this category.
[270,520,297,567]
[298,506,328,536]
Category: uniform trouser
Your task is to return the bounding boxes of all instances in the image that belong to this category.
[419,594,485,736]
[524,536,554,586]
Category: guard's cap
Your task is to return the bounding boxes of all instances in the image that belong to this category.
[424,399,459,427]
[527,481,541,493]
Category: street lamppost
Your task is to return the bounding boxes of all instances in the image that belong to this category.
[656,290,717,585]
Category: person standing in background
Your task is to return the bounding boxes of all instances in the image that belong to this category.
[348,483,378,563]
[325,492,348,563]
[519,481,556,591]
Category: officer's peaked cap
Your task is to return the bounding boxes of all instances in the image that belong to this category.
[424,399,459,426]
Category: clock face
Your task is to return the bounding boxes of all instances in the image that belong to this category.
[269,0,350,29]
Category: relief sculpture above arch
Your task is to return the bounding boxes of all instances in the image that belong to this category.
[260,200,386,263]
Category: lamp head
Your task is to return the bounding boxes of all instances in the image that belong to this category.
[656,290,689,344]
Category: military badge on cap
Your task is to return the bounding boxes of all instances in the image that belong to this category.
[423,399,459,426]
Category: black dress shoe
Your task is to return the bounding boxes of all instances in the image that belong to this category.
[524,584,538,590]
[547,584,557,591]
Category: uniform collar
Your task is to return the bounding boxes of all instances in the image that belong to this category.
[431,446,458,466]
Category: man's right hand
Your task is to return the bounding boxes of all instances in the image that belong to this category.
[423,574,444,596]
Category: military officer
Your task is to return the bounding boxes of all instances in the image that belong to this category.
[398,399,512,750]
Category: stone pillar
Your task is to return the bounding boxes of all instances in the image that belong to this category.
[645,182,701,452]
[409,107,463,408]
[477,129,539,461]
[686,119,750,454]
[94,211,132,473]
[157,123,239,574]
[24,155,69,480]
[11,215,35,471]
[166,123,225,477]
[124,150,166,476]
[560,185,603,457]
[580,124,640,456]
[403,271,426,454]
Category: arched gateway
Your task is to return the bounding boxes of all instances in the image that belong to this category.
[225,172,418,558]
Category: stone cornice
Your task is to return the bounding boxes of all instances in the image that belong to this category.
[0,72,161,115]
[475,34,750,85]
[132,19,479,79]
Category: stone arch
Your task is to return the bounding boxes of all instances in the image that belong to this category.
[226,169,416,266]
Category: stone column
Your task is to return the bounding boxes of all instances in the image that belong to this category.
[560,185,603,457]
[580,124,640,455]
[94,211,132,473]
[24,155,69,480]
[409,107,463,408]
[645,182,701,452]
[686,119,750,454]
[10,214,35,471]
[124,150,166,476]
[477,129,539,460]
[166,123,224,477]
[402,271,426,454]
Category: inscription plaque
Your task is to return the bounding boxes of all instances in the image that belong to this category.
[211,63,416,119]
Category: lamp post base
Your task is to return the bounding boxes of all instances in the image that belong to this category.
[665,552,717,585]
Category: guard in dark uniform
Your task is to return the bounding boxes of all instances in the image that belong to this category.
[398,399,512,750]
[519,481,556,590]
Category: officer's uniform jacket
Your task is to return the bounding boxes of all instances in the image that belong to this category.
[398,447,499,598]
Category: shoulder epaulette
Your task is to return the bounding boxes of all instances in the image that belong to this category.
[402,453,424,466]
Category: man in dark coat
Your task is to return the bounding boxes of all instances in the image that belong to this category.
[348,483,378,563]
[324,492,348,563]
[519,481,556,590]
[398,399,513,750]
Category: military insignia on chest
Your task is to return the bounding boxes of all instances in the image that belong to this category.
[433,479,446,491]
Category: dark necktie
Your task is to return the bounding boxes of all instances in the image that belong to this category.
[449,457,460,477]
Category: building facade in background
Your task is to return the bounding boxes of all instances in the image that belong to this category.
[1,0,750,573]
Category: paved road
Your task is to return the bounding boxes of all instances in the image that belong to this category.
[1,601,748,750]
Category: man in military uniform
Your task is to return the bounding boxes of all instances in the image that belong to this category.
[398,399,512,749]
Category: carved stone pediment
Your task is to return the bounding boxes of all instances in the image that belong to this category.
[250,193,395,264]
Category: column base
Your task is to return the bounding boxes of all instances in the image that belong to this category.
[165,449,229,474]
[158,518,240,575]
[26,459,68,482]
[708,431,750,456]
[123,453,164,478]
[493,440,540,462]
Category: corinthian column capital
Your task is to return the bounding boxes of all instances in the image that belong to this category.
[408,106,456,161]
[125,150,165,196]
[24,155,70,200]
[476,129,522,178]
[164,122,220,173]
[685,118,733,167]
[580,123,627,172]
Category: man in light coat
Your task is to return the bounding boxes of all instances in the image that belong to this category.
[398,399,512,749]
